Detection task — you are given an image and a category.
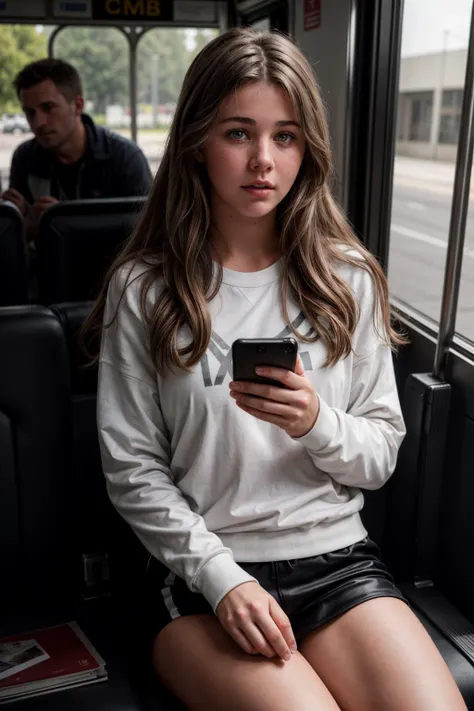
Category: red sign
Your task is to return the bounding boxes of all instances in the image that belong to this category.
[304,0,321,31]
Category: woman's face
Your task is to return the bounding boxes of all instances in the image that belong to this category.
[201,82,306,221]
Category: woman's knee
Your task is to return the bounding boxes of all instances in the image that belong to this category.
[152,614,341,711]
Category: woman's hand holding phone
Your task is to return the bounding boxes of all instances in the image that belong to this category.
[229,355,320,438]
[216,581,297,662]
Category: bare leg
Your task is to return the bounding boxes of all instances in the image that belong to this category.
[299,597,467,711]
[153,614,342,711]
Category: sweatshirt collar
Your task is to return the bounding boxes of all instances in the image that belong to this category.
[217,258,282,288]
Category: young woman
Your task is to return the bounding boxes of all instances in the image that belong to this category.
[90,27,467,711]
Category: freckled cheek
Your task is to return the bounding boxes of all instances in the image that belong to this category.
[207,147,247,180]
[279,156,304,185]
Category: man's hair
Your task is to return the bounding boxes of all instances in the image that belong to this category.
[13,58,83,100]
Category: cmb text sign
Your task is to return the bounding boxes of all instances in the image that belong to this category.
[92,0,173,21]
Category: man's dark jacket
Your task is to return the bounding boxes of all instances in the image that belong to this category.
[9,114,152,203]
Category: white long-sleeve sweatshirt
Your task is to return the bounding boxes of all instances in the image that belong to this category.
[97,253,406,613]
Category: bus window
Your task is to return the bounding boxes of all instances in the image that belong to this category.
[0,24,48,189]
[388,0,472,342]
[136,27,218,175]
[53,26,131,140]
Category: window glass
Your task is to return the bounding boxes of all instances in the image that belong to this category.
[0,24,50,191]
[136,27,218,175]
[388,0,472,342]
[53,26,131,139]
[251,18,271,31]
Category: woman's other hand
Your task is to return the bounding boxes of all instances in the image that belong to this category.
[216,581,297,662]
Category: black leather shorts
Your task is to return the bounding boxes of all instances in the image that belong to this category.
[145,536,408,644]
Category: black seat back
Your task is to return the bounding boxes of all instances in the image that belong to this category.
[37,198,145,305]
[53,301,98,396]
[52,302,149,601]
[360,353,443,583]
[0,306,76,615]
[52,302,111,599]
[0,201,28,306]
[0,305,183,709]
[359,354,408,568]
[359,488,388,551]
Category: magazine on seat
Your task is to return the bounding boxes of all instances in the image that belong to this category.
[0,622,107,703]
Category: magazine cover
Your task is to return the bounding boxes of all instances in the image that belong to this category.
[0,622,106,698]
[0,640,50,681]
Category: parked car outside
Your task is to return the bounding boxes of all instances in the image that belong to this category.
[1,114,30,134]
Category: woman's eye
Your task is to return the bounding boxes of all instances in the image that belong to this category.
[228,129,247,140]
[226,129,296,143]
[276,132,296,144]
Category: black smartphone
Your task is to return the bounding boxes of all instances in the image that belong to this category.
[232,338,298,388]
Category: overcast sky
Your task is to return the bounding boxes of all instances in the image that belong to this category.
[401,0,472,56]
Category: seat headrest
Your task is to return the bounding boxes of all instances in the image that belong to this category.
[37,198,146,305]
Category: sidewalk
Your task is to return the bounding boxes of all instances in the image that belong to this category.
[393,155,474,196]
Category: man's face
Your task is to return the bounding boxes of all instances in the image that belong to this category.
[20,79,83,150]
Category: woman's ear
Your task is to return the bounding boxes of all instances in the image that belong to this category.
[195,149,205,163]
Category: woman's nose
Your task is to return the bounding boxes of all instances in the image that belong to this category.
[249,140,273,171]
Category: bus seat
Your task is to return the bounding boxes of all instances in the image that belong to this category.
[0,201,29,306]
[0,305,76,615]
[52,301,113,591]
[359,352,416,568]
[52,300,98,395]
[359,488,387,550]
[51,301,150,599]
[358,355,402,552]
[361,356,474,709]
[50,302,159,649]
[0,305,180,710]
[37,197,145,305]
[49,302,183,709]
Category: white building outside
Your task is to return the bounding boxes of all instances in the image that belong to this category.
[396,49,466,161]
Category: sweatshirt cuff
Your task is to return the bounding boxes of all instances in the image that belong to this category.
[193,552,257,613]
[295,396,338,452]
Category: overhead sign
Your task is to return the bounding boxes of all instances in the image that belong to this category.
[304,0,321,31]
[0,0,46,17]
[53,0,92,18]
[0,0,217,23]
[92,0,172,21]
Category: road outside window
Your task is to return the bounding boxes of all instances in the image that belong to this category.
[388,0,474,345]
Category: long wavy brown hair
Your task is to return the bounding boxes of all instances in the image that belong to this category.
[83,27,405,372]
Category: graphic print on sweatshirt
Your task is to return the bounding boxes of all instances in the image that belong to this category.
[200,311,315,387]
